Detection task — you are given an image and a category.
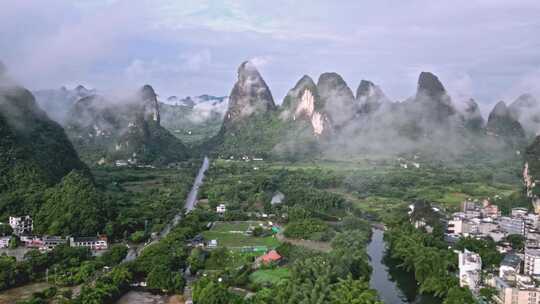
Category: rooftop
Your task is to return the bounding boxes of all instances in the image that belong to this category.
[501,254,522,268]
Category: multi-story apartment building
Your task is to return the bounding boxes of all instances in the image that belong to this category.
[525,248,540,277]
[459,249,482,293]
[9,216,33,236]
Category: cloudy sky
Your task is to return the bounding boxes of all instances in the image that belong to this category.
[1,0,540,109]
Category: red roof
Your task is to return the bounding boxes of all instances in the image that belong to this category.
[261,250,282,263]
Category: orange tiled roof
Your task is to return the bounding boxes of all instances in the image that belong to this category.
[261,250,282,263]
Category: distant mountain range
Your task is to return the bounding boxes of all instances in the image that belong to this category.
[206,61,536,161]
[26,60,540,162]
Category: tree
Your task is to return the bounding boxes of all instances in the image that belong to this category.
[100,244,128,266]
[193,278,240,304]
[0,256,17,290]
[505,234,525,251]
[187,248,206,274]
[147,265,184,292]
[35,171,105,236]
[443,286,476,304]
[479,287,497,302]
[252,226,264,237]
[329,276,382,304]
[0,224,12,236]
[8,236,19,249]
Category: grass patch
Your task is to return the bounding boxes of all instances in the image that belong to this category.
[250,268,291,285]
[202,221,281,249]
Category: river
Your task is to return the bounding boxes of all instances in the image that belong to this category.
[367,228,442,304]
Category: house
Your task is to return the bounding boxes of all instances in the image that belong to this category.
[40,236,68,251]
[189,234,205,247]
[458,249,482,293]
[21,236,43,248]
[207,239,218,248]
[481,203,501,218]
[9,216,33,236]
[254,250,282,268]
[216,204,227,214]
[0,236,11,248]
[70,235,108,250]
[260,250,281,263]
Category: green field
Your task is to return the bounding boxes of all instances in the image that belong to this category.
[249,268,291,285]
[202,221,281,249]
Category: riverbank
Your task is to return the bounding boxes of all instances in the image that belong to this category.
[367,228,442,304]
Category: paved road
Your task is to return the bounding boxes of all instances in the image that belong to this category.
[123,156,210,262]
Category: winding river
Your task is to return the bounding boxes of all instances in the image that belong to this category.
[367,228,441,304]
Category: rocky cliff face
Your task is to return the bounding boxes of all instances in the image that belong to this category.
[486,101,526,142]
[66,85,189,165]
[509,94,540,136]
[317,72,355,128]
[412,72,456,123]
[222,61,275,130]
[139,84,160,124]
[281,75,330,135]
[463,98,485,132]
[356,80,390,115]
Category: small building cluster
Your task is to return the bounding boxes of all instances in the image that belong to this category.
[446,201,538,245]
[449,200,540,303]
[0,215,108,252]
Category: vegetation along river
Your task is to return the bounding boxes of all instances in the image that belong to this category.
[367,228,442,304]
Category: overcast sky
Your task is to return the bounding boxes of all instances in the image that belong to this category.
[1,0,540,109]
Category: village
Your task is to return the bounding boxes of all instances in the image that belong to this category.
[416,199,540,304]
[0,215,108,254]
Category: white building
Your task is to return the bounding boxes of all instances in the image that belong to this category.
[525,248,540,277]
[9,216,33,236]
[459,249,482,293]
[216,204,227,214]
[115,160,128,167]
[0,236,11,248]
[70,235,108,250]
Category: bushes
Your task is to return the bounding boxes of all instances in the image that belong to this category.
[129,231,147,243]
[284,219,330,240]
[100,244,128,266]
